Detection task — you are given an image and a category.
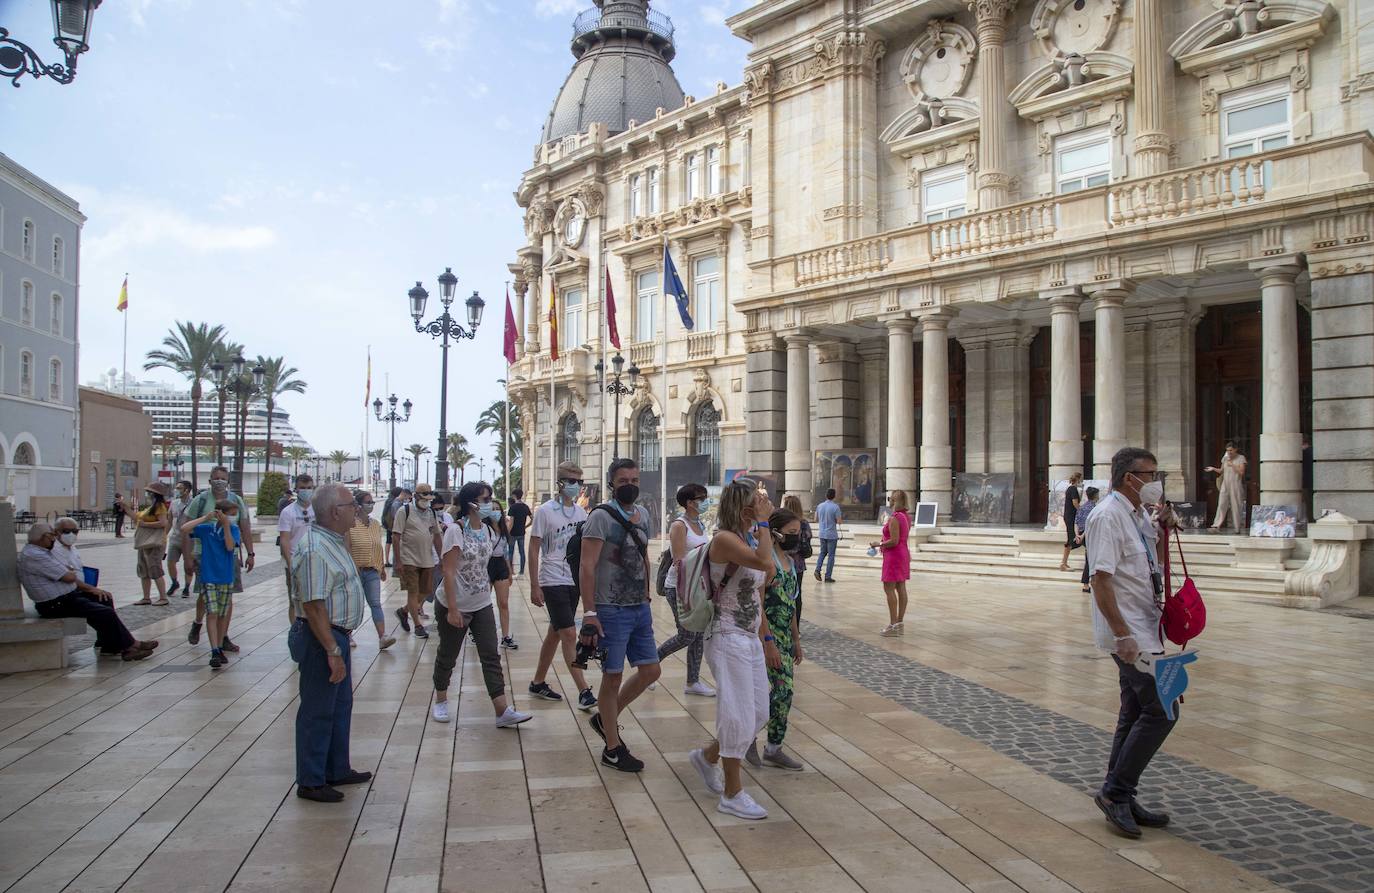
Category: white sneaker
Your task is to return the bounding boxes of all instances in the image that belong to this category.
[431,701,450,723]
[880,625,901,637]
[496,706,533,728]
[717,790,767,820]
[684,680,716,697]
[647,682,658,690]
[689,747,724,795]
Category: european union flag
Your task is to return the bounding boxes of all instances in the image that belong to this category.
[664,244,694,330]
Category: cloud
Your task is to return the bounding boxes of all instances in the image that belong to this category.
[85,199,276,261]
[700,4,729,26]
[534,0,580,17]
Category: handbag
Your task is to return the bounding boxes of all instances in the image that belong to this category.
[133,512,166,550]
[1160,527,1206,648]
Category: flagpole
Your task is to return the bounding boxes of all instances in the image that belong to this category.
[504,280,511,505]
[660,237,669,548]
[599,256,608,479]
[121,273,128,395]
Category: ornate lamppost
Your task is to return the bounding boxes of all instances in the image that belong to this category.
[408,268,484,493]
[225,353,265,493]
[373,394,412,491]
[0,1,102,88]
[595,352,639,460]
[210,359,230,465]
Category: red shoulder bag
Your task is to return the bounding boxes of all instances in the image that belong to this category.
[1160,527,1207,648]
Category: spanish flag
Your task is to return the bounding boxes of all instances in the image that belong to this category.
[548,277,559,361]
[116,276,128,312]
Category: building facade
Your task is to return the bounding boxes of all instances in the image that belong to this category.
[0,153,83,514]
[511,0,1374,577]
[77,387,153,511]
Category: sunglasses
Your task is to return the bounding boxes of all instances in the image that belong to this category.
[559,478,584,486]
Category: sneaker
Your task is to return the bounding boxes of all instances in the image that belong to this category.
[745,741,762,769]
[684,680,716,697]
[395,607,411,633]
[209,650,223,670]
[431,701,451,723]
[349,637,358,649]
[379,635,397,651]
[496,706,533,728]
[181,589,190,599]
[167,580,180,596]
[500,635,518,650]
[187,621,202,646]
[647,682,658,691]
[578,688,597,711]
[221,636,240,653]
[413,624,429,639]
[880,625,901,637]
[690,748,724,794]
[763,745,804,771]
[718,790,767,820]
[823,578,836,584]
[528,681,563,701]
[601,743,644,772]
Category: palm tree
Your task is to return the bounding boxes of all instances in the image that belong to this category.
[283,445,311,481]
[367,448,389,485]
[328,450,354,481]
[144,321,228,489]
[447,432,474,484]
[257,356,307,476]
[405,443,431,485]
[208,340,243,466]
[475,398,522,464]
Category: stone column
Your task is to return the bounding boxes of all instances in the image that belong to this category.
[857,340,888,452]
[920,311,956,512]
[744,332,787,488]
[1308,265,1374,525]
[815,341,860,449]
[1147,299,1196,498]
[784,332,815,505]
[1252,257,1305,506]
[1131,0,1172,176]
[885,318,918,496]
[958,331,991,473]
[511,278,529,357]
[967,0,1016,209]
[1090,283,1131,479]
[1048,290,1084,485]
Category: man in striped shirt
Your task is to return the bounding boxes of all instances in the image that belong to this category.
[288,483,371,803]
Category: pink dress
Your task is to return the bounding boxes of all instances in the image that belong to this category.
[881,510,911,583]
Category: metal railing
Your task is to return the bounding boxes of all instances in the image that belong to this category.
[572,7,674,43]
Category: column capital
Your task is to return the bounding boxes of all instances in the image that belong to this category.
[1043,286,1084,311]
[782,329,815,348]
[918,308,958,332]
[1086,278,1136,301]
[743,330,782,352]
[881,314,917,334]
[856,340,888,362]
[1249,254,1306,284]
[965,0,1015,40]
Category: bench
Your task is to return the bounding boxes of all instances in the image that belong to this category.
[0,612,88,673]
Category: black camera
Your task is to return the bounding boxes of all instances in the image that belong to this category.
[572,637,606,670]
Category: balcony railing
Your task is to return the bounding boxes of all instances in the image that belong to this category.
[572,7,674,43]
[929,200,1057,261]
[795,236,891,287]
[1110,157,1266,226]
[629,341,656,369]
[687,331,715,360]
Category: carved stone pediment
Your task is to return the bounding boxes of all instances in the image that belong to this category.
[882,21,979,158]
[1169,0,1334,73]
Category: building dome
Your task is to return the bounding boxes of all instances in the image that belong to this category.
[542,0,686,143]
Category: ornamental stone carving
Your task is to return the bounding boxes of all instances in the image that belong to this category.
[1030,0,1121,60]
[900,21,977,105]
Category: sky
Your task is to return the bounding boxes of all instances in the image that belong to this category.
[1,0,753,476]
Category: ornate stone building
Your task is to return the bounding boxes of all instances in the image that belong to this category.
[510,0,1374,587]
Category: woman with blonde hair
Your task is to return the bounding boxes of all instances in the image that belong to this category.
[870,489,911,636]
[687,478,777,820]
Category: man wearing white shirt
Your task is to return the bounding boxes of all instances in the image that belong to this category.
[1086,447,1175,840]
[279,474,317,620]
[52,517,85,576]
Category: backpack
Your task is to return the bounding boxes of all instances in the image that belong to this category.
[566,504,648,595]
[674,532,740,633]
[655,518,687,596]
[1160,528,1206,648]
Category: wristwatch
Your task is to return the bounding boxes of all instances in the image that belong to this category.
[329,645,343,657]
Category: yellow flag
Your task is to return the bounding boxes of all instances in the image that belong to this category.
[548,277,559,361]
[116,276,128,312]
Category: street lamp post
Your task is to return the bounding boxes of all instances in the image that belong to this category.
[0,1,103,88]
[224,355,265,494]
[409,268,484,494]
[373,394,412,491]
[595,352,640,460]
[211,360,229,466]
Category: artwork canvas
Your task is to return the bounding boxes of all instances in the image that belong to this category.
[812,449,880,515]
[722,468,778,504]
[913,502,939,528]
[952,473,1014,525]
[640,454,711,539]
[1172,501,1207,530]
[1249,504,1299,538]
[1044,479,1108,531]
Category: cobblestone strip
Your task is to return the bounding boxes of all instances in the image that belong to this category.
[799,621,1374,893]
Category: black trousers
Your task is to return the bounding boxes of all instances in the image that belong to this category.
[433,602,505,700]
[1103,654,1178,803]
[34,591,135,653]
[113,511,124,536]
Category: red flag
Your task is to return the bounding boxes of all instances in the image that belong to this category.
[548,278,559,361]
[605,269,621,350]
[503,286,517,365]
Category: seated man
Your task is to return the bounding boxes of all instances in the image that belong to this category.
[17,523,158,661]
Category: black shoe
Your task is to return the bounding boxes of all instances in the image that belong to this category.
[167,580,180,596]
[209,650,223,669]
[601,743,644,773]
[1130,799,1170,828]
[413,624,429,639]
[221,636,240,653]
[395,607,410,633]
[1095,793,1142,838]
[528,681,563,701]
[327,770,373,786]
[296,784,344,803]
[590,712,606,742]
[187,621,202,646]
[824,578,836,583]
[578,688,597,711]
[813,569,822,582]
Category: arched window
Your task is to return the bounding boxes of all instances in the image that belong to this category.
[50,293,62,336]
[49,357,62,402]
[52,236,64,276]
[692,402,721,484]
[21,220,34,262]
[13,442,35,465]
[635,408,660,472]
[21,281,33,326]
[19,350,33,396]
[558,413,581,467]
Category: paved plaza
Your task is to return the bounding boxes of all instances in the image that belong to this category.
[2,533,1374,892]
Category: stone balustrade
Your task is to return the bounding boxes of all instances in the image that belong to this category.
[686,331,716,360]
[795,235,891,286]
[629,340,656,369]
[929,199,1057,261]
[1111,157,1266,226]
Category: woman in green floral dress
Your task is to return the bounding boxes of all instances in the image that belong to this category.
[747,507,805,771]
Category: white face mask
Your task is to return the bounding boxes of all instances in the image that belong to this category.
[1136,479,1164,505]
[59,532,77,546]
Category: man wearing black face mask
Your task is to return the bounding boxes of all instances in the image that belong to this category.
[579,458,659,772]
[1085,447,1174,840]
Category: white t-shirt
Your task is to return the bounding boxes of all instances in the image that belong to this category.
[664,515,710,594]
[53,541,84,574]
[440,521,502,613]
[1086,492,1164,654]
[279,502,315,549]
[530,499,587,587]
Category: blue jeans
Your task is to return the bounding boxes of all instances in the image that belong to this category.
[507,535,526,574]
[290,622,354,787]
[359,569,384,624]
[817,538,838,580]
[597,602,658,674]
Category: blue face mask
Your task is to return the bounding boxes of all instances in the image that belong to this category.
[561,483,581,502]
[479,502,500,520]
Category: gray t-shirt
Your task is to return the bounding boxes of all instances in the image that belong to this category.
[581,504,651,607]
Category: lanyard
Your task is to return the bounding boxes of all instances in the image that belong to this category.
[1112,492,1158,577]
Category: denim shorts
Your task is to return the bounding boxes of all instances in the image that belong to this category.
[596,602,658,674]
